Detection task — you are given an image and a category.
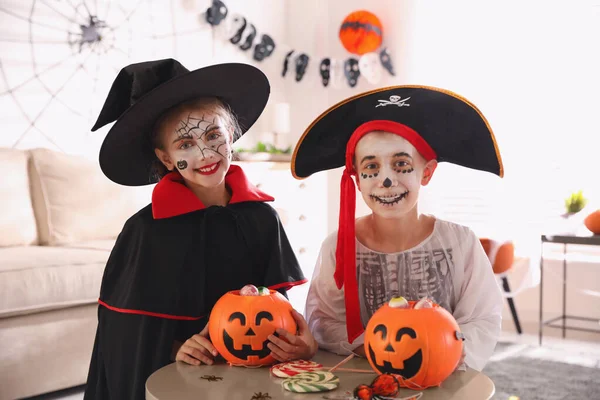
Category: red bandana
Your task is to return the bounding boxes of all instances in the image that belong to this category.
[152,164,274,219]
[337,120,437,343]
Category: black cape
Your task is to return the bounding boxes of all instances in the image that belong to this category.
[84,170,306,400]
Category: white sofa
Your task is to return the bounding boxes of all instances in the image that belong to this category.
[0,147,151,399]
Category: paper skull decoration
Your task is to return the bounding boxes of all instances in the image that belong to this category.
[319,58,331,87]
[205,0,228,26]
[344,58,361,87]
[379,48,396,76]
[239,23,257,51]
[339,10,383,55]
[253,34,276,61]
[226,14,246,44]
[359,52,382,85]
[330,59,345,89]
[295,54,310,82]
[208,289,297,366]
[282,50,294,77]
[364,299,464,389]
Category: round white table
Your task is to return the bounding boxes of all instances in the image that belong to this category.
[146,350,495,399]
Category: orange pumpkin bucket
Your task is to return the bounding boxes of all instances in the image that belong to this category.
[208,288,296,366]
[364,299,464,389]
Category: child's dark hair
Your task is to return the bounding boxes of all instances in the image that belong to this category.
[148,97,242,183]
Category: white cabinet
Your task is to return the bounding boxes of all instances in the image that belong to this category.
[235,161,328,313]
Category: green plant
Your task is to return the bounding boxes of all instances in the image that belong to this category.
[564,190,587,214]
[235,141,292,155]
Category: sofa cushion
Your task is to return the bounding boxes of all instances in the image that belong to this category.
[0,148,38,246]
[28,148,153,245]
[0,240,114,317]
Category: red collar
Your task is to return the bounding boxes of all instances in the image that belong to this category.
[152,164,274,219]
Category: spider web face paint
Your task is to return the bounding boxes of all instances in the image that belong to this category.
[163,110,233,187]
[355,132,426,218]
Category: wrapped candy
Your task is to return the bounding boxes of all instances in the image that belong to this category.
[239,284,259,296]
[388,296,409,309]
[414,297,434,309]
[257,286,270,296]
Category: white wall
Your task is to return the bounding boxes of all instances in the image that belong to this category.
[0,0,287,160]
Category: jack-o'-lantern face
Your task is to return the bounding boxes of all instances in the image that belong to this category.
[367,324,422,378]
[223,310,277,360]
[209,290,297,366]
[364,302,464,388]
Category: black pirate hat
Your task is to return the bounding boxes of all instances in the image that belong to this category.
[290,85,503,344]
[292,85,502,179]
[93,58,270,186]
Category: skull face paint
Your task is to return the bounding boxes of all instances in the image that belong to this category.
[161,109,233,188]
[355,132,429,218]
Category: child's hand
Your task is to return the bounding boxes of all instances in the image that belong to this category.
[267,309,318,362]
[175,324,219,366]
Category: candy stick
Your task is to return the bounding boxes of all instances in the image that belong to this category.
[328,353,355,372]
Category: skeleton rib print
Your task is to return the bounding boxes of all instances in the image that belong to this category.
[357,245,455,323]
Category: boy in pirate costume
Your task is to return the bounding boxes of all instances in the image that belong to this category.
[293,86,504,372]
[85,59,316,400]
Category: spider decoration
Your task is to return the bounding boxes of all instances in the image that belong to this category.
[0,0,201,150]
[200,375,223,382]
[250,392,272,400]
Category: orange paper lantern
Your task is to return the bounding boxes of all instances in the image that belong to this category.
[208,289,296,366]
[584,210,600,234]
[364,301,463,389]
[339,10,383,55]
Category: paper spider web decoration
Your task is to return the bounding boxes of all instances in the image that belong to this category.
[0,0,206,153]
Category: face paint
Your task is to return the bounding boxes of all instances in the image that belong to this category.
[161,108,232,188]
[355,132,427,218]
[177,160,188,170]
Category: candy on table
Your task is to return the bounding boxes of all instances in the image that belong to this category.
[388,296,409,309]
[270,360,323,377]
[257,286,270,296]
[239,284,259,296]
[282,371,339,393]
[413,297,434,309]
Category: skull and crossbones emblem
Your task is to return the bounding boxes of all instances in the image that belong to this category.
[375,95,411,108]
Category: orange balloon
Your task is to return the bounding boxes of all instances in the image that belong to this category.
[364,301,463,389]
[480,238,515,274]
[208,289,296,366]
[339,10,383,55]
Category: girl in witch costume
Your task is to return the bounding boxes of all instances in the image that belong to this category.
[294,86,504,372]
[84,59,317,400]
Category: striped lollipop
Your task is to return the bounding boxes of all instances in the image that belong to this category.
[282,371,340,393]
[271,360,323,377]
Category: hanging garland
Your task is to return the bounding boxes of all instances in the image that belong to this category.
[202,0,396,88]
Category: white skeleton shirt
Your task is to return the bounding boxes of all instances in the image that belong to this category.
[305,218,503,372]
